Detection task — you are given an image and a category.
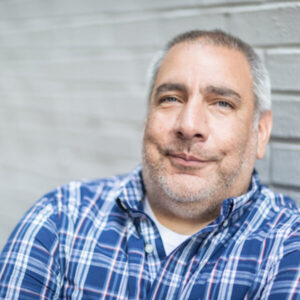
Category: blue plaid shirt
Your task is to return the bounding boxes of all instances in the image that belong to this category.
[0,165,300,299]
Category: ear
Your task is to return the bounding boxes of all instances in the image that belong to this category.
[256,110,272,159]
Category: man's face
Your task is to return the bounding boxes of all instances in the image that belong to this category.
[142,42,271,217]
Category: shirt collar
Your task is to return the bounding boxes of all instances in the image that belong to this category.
[116,165,145,215]
[215,169,261,226]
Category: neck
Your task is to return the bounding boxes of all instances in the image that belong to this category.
[147,195,220,235]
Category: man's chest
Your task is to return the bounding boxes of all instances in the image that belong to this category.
[60,220,273,299]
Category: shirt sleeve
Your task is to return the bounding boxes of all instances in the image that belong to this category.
[260,226,300,299]
[0,192,63,300]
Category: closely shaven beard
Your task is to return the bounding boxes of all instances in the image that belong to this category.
[142,140,227,209]
[143,148,220,204]
[142,133,257,219]
[142,149,222,219]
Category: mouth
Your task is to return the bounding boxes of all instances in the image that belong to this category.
[167,152,214,168]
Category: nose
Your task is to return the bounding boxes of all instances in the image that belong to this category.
[174,97,209,142]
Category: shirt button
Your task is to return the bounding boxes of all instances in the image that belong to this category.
[145,244,154,254]
[223,220,229,227]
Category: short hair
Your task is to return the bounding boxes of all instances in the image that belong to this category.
[147,29,271,124]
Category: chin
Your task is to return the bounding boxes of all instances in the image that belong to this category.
[146,161,212,201]
[161,173,214,202]
[142,158,225,220]
[153,172,222,220]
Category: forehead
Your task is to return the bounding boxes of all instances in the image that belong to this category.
[153,42,253,97]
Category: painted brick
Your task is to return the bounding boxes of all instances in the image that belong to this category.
[228,4,300,46]
[0,94,147,128]
[0,127,142,178]
[271,143,300,187]
[0,56,151,83]
[0,46,154,63]
[0,79,147,101]
[272,95,300,138]
[266,51,300,91]
[0,12,227,48]
[255,144,271,184]
[103,0,263,11]
[113,13,228,48]
[0,0,264,19]
[1,3,300,48]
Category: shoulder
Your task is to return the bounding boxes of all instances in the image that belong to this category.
[2,173,126,246]
[251,184,300,256]
[0,168,142,272]
[0,168,141,298]
[253,187,300,297]
[30,172,130,225]
[258,184,300,226]
[240,182,300,252]
[5,167,142,247]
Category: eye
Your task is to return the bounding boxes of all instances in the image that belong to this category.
[159,96,180,104]
[215,100,234,109]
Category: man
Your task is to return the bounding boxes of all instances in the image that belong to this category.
[0,30,299,299]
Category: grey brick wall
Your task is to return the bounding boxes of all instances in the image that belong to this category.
[0,0,299,250]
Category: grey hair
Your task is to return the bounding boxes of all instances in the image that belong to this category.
[146,30,271,125]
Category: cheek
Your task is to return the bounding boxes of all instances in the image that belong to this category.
[143,116,164,159]
[214,120,252,157]
[144,113,172,144]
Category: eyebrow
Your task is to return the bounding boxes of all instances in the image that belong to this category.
[204,85,241,100]
[154,83,187,99]
[153,83,242,102]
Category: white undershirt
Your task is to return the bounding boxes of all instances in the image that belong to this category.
[144,197,190,256]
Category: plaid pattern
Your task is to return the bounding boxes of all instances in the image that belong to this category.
[0,165,300,299]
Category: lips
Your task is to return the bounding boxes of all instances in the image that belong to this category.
[167,152,213,168]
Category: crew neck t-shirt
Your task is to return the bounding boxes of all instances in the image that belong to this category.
[144,197,190,256]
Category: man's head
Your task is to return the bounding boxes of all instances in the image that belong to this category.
[142,30,272,223]
[147,30,271,125]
